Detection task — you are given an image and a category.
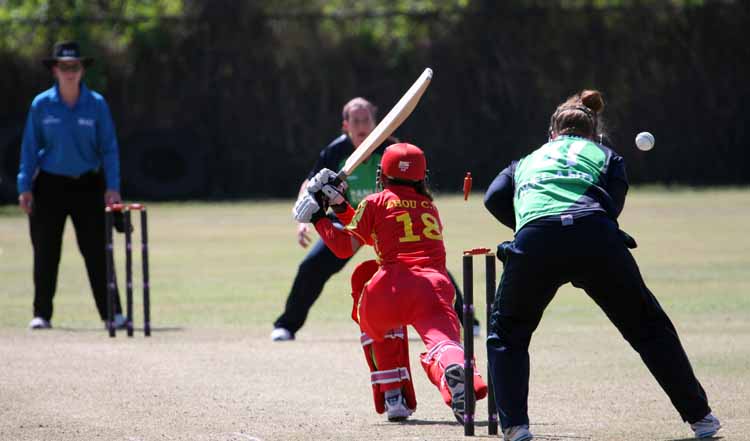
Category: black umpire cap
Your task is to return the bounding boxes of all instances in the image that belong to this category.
[43,41,94,69]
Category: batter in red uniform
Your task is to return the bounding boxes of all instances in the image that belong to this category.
[293,143,487,423]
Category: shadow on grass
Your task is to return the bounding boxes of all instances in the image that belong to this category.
[665,437,722,441]
[52,326,185,333]
[519,431,725,441]
[303,336,481,344]
[379,418,461,427]
[530,434,592,440]
[296,337,362,343]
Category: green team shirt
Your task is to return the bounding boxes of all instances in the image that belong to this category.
[308,134,386,206]
[513,136,610,231]
[340,153,380,206]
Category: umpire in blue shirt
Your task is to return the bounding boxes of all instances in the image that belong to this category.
[17,41,126,330]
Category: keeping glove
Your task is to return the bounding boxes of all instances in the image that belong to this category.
[292,192,327,224]
[618,229,638,249]
[496,241,514,264]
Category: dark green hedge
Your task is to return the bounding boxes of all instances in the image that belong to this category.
[1,1,748,201]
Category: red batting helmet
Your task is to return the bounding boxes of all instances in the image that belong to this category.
[380,143,426,181]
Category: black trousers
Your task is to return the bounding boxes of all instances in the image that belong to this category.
[274,219,473,335]
[29,170,122,322]
[487,214,711,429]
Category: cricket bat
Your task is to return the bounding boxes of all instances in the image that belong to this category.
[337,68,433,181]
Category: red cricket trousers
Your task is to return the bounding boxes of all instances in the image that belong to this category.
[358,262,487,405]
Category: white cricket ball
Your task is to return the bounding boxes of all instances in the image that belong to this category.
[635,132,655,151]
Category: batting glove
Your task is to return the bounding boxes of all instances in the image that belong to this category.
[321,184,346,206]
[293,192,327,224]
[293,192,318,223]
[308,168,347,205]
[307,168,338,192]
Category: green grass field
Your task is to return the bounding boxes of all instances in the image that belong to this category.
[2,188,748,331]
[1,188,748,440]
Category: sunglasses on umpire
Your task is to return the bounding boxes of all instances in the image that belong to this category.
[56,62,83,73]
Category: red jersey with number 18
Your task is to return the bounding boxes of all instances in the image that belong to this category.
[346,185,446,269]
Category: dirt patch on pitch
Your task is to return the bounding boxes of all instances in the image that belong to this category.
[0,326,745,441]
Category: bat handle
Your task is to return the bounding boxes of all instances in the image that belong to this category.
[332,170,348,187]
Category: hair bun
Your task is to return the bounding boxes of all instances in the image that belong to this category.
[581,90,604,113]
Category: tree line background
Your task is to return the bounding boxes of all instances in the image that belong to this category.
[0,0,748,202]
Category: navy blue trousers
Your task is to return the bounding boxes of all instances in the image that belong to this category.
[487,214,710,429]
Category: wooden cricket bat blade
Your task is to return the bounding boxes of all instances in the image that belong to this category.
[337,68,433,180]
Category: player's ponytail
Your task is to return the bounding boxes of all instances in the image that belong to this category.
[580,90,604,113]
[549,89,606,140]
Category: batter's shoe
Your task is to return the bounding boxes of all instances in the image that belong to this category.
[444,363,465,423]
[690,413,721,438]
[270,327,294,341]
[384,389,412,422]
[28,317,52,329]
[503,425,533,441]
